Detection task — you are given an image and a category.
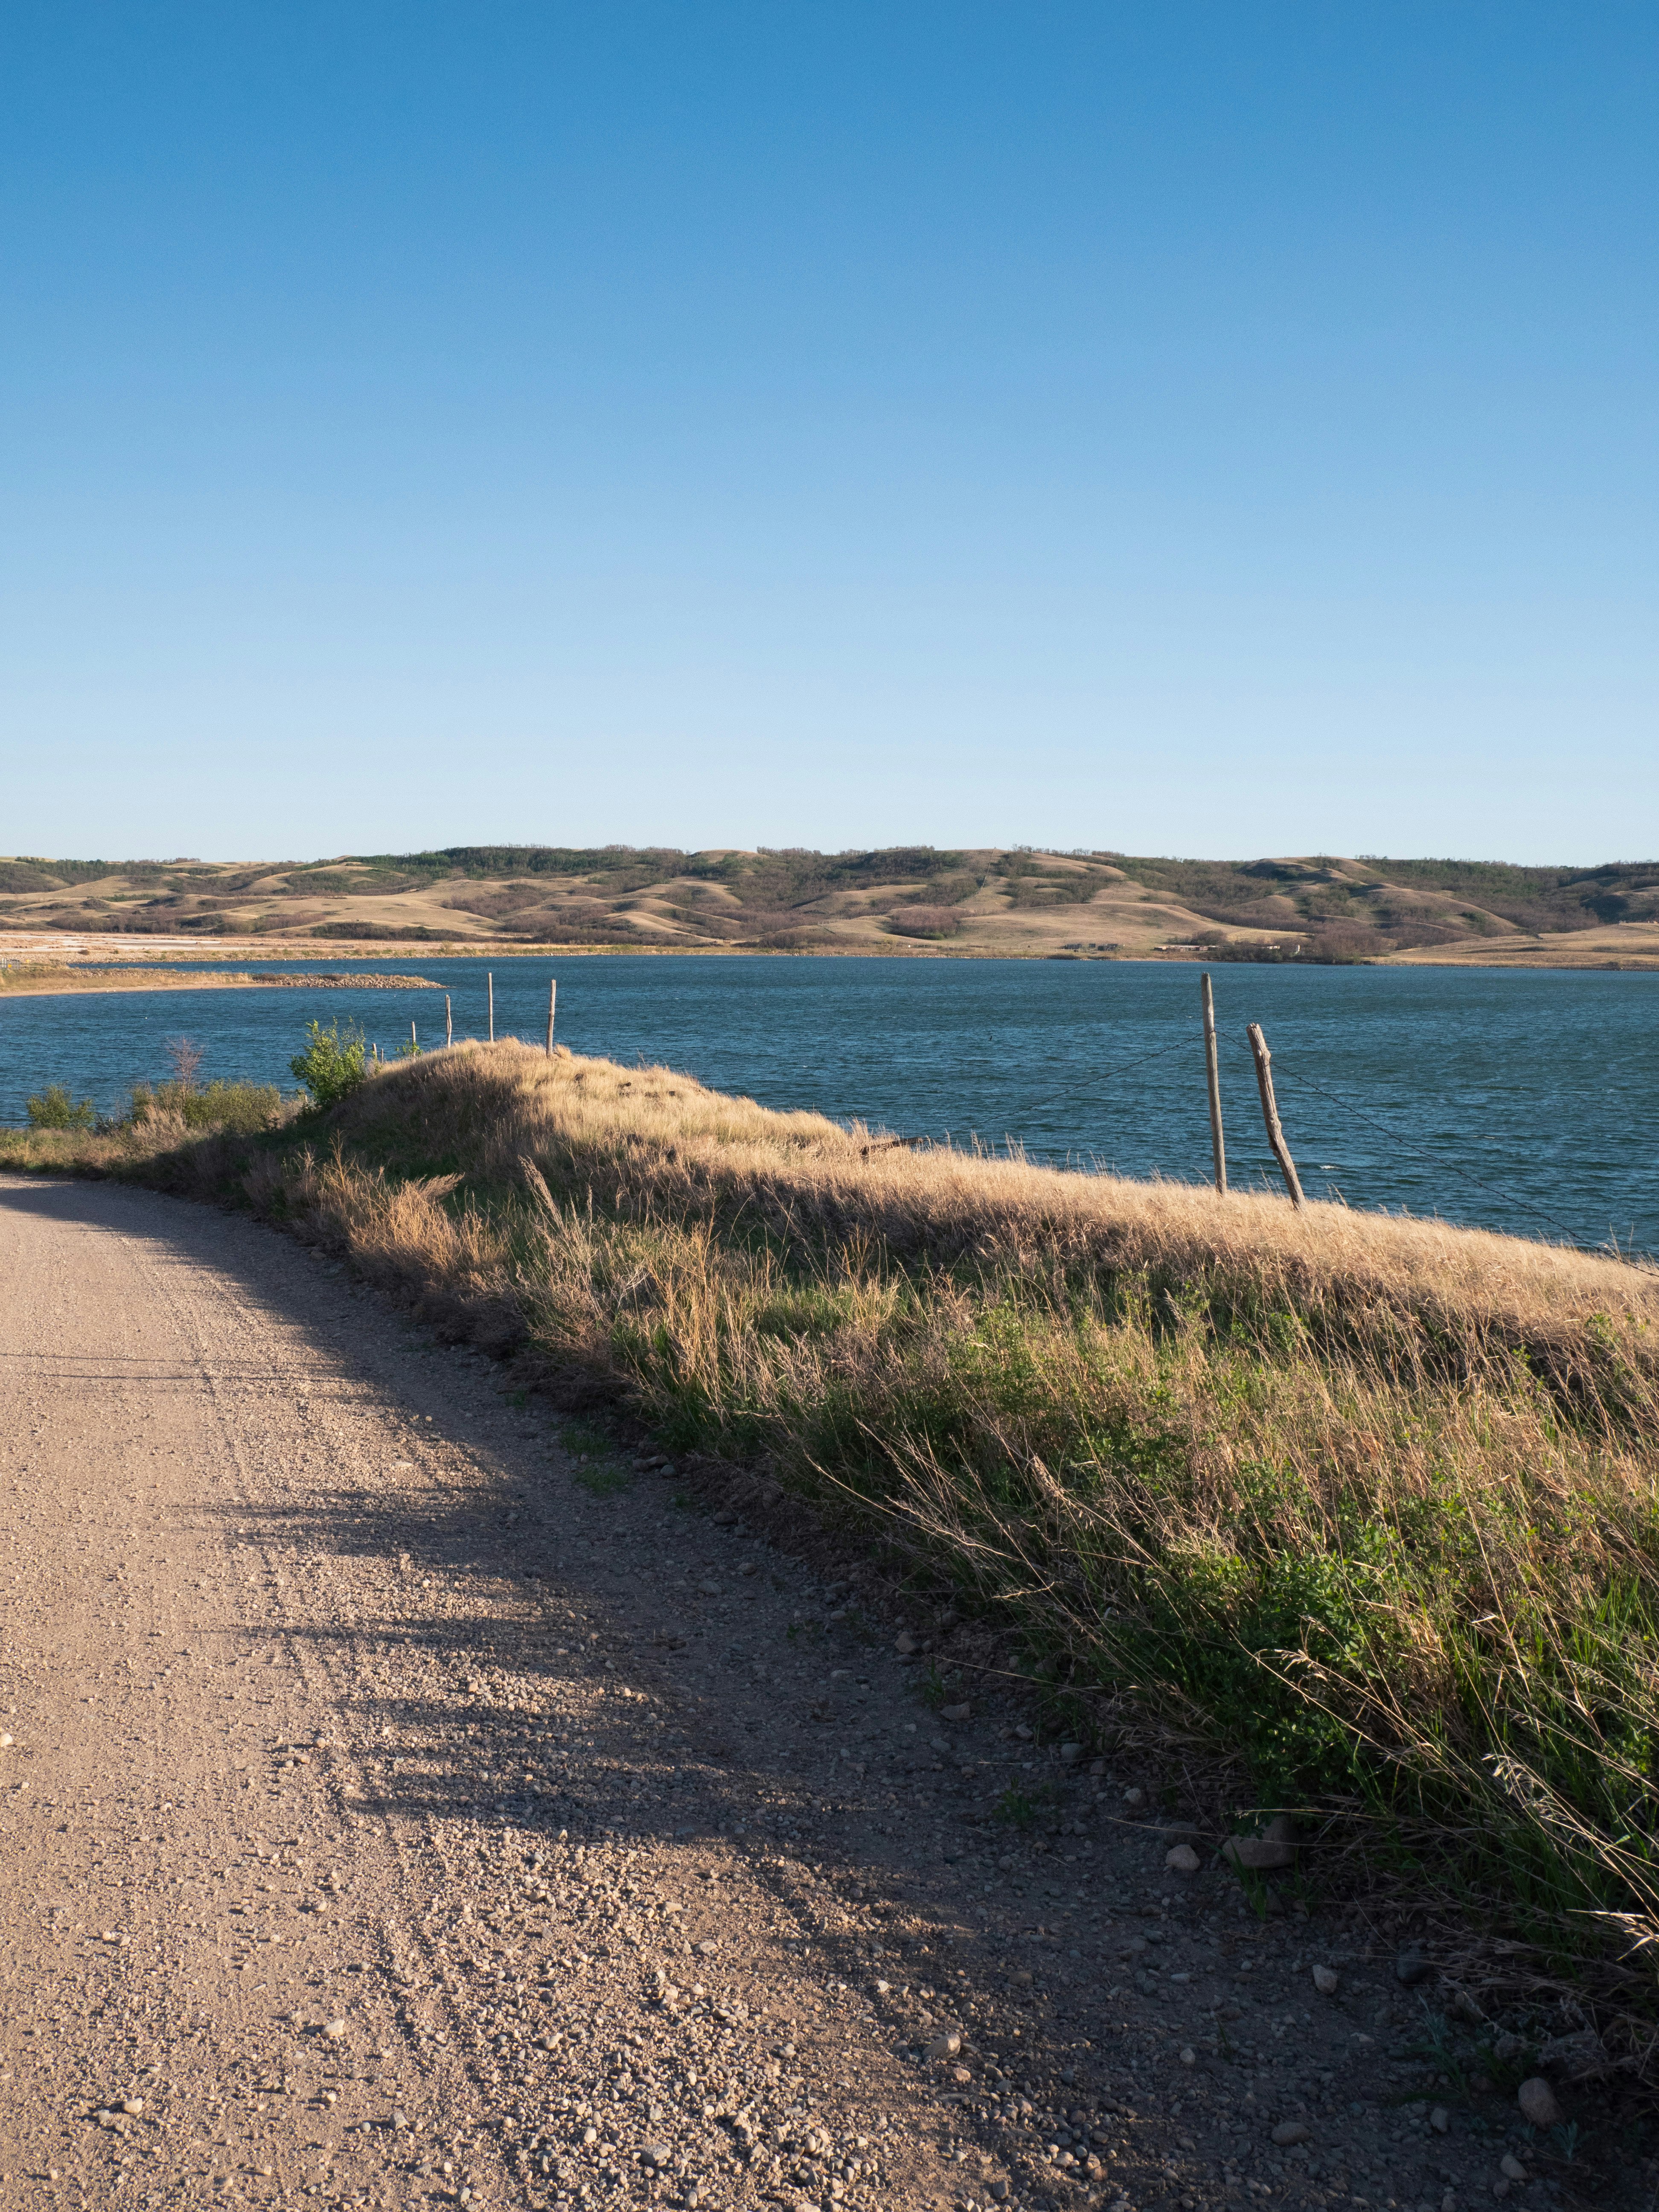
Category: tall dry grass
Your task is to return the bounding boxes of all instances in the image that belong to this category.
[14,1039,1659,1970]
[227,1045,1659,1958]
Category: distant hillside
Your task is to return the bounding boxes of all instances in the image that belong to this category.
[3,847,1657,964]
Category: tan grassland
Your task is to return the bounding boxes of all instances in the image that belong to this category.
[1385,922,1659,969]
[9,1037,1659,2016]
[9,847,1657,965]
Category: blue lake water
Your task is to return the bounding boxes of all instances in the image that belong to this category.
[3,955,1656,1254]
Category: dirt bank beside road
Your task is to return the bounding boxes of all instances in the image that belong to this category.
[0,1178,1639,2212]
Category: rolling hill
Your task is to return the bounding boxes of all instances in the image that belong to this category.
[3,847,1657,965]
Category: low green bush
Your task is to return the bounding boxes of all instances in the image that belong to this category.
[25,1083,95,1129]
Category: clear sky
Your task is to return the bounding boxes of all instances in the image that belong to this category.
[3,3,1655,864]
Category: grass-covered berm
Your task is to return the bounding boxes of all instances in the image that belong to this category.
[9,1039,1659,1976]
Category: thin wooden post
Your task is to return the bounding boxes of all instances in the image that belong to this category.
[445,993,453,1047]
[546,976,556,1059]
[1200,972,1226,1193]
[410,1020,418,1054]
[487,971,494,1044]
[1246,1022,1304,1208]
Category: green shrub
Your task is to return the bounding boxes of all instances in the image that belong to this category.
[131,1080,285,1134]
[289,1019,368,1107]
[25,1083,94,1129]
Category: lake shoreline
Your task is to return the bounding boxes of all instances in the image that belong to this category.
[7,936,1659,977]
[0,967,443,999]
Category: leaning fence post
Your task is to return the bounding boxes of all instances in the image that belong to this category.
[488,971,495,1044]
[1201,972,1226,1193]
[546,976,556,1058]
[445,993,453,1047]
[1246,1022,1304,1208]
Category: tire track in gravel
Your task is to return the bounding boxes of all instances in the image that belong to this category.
[2,1174,1640,2212]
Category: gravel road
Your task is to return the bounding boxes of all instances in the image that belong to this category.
[0,1176,1640,2212]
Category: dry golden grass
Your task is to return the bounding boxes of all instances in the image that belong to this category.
[12,1039,1659,1987]
[0,961,264,995]
[313,1040,1659,1400]
[0,962,439,997]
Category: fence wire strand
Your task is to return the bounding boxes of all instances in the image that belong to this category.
[842,1018,1641,1258]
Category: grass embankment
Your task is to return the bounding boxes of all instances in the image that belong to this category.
[8,1041,1659,1987]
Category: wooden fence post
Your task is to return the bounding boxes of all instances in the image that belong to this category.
[1201,972,1226,1193]
[546,977,556,1059]
[1246,1022,1304,1208]
[445,993,452,1047]
[410,1020,417,1054]
[488,972,494,1044]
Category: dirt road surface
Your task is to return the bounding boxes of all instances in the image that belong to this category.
[0,1177,1624,2212]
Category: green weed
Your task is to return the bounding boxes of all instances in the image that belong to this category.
[995,1787,1038,1830]
[571,1457,630,1498]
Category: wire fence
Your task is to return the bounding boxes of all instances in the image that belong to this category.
[836,994,1653,1260]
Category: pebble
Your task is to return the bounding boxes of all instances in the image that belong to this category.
[1272,2122,1310,2146]
[1123,1786,1145,1807]
[894,1632,917,1654]
[941,1702,971,1721]
[0,1733,13,1748]
[924,2032,962,2060]
[1431,2107,1450,2133]
[322,2017,347,2040]
[122,2097,143,2116]
[1223,1814,1298,1870]
[1538,2026,1606,2081]
[1164,1844,1201,1874]
[1059,1741,1084,1763]
[1312,1965,1341,1995]
[1396,1946,1431,1986]
[642,2142,673,2168]
[1501,2155,1528,2183]
[1517,2078,1561,2127]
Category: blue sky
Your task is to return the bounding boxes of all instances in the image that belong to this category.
[3,4,1655,864]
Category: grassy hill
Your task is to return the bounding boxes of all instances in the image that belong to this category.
[3,845,1658,964]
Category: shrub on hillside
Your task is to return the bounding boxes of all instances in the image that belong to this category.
[290,1019,368,1107]
[885,905,963,940]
